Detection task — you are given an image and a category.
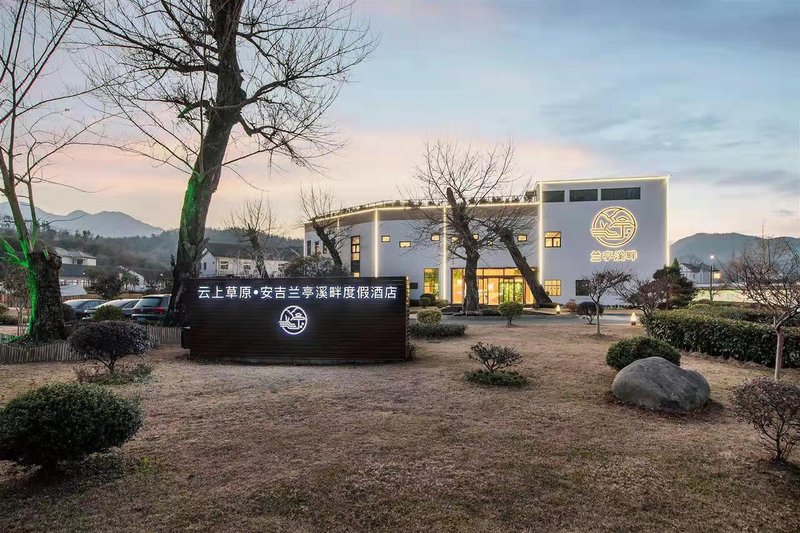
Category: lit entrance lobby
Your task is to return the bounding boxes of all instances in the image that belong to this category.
[450,268,538,305]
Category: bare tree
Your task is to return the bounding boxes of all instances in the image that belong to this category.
[724,237,800,381]
[409,140,543,313]
[299,184,349,267]
[227,197,279,277]
[77,0,376,325]
[494,225,551,305]
[582,265,632,335]
[0,0,102,341]
[617,277,673,331]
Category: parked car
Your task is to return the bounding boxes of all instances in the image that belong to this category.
[64,298,106,319]
[131,294,171,323]
[83,298,141,319]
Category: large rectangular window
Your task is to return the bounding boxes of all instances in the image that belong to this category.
[569,189,598,202]
[306,240,312,255]
[575,279,590,296]
[314,241,320,254]
[423,268,439,296]
[544,231,561,248]
[450,267,535,306]
[543,190,565,203]
[601,187,641,201]
[544,279,561,297]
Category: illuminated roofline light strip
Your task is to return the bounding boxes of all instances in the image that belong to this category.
[539,175,669,185]
[374,209,379,276]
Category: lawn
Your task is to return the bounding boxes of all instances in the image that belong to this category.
[1,322,799,532]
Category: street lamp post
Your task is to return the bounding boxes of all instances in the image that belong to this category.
[709,255,715,302]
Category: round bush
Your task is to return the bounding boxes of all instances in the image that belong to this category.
[69,321,150,373]
[606,336,681,371]
[417,308,442,325]
[93,305,127,321]
[0,382,143,467]
[419,296,432,307]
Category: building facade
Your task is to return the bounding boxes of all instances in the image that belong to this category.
[200,243,295,278]
[303,176,669,304]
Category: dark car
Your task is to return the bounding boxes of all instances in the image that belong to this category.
[131,294,171,323]
[64,298,106,319]
[83,298,141,319]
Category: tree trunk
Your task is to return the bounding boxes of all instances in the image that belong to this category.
[27,248,66,342]
[595,304,601,335]
[167,0,245,326]
[463,249,480,313]
[498,230,551,305]
[774,326,785,381]
[315,226,343,267]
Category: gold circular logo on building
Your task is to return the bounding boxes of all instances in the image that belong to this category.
[590,207,637,248]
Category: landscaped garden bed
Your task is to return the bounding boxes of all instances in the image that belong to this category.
[1,323,798,531]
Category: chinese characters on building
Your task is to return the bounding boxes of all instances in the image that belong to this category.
[196,284,399,300]
[590,249,639,263]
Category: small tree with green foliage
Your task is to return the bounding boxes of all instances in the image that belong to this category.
[654,259,696,308]
[499,301,524,326]
[91,271,124,300]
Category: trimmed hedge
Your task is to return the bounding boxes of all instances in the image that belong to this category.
[645,311,800,368]
[686,303,800,327]
[606,336,681,370]
[409,323,467,339]
[464,369,527,386]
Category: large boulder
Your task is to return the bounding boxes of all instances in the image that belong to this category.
[612,356,710,411]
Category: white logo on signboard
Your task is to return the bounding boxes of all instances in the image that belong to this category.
[278,305,308,335]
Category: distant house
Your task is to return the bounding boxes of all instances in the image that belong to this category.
[58,262,148,295]
[680,262,722,286]
[200,242,297,278]
[52,247,97,266]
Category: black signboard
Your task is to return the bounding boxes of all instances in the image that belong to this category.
[186,277,408,363]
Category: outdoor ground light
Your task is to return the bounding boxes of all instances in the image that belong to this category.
[630,312,637,326]
[555,304,561,315]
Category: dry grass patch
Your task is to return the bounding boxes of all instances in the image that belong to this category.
[1,323,799,532]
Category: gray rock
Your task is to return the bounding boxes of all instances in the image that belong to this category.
[612,356,710,411]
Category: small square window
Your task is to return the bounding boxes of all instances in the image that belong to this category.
[544,231,561,248]
[381,235,391,243]
[544,279,561,297]
[431,234,441,241]
[472,234,479,240]
[451,236,459,242]
[517,234,528,242]
[399,241,412,248]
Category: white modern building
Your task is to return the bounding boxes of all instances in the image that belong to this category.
[304,176,670,305]
[200,242,295,278]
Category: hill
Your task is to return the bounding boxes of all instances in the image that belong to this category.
[671,232,800,263]
[0,203,164,238]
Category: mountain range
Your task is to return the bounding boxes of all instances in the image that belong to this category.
[670,232,800,264]
[0,203,164,238]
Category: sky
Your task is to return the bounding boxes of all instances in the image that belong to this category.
[31,0,800,241]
